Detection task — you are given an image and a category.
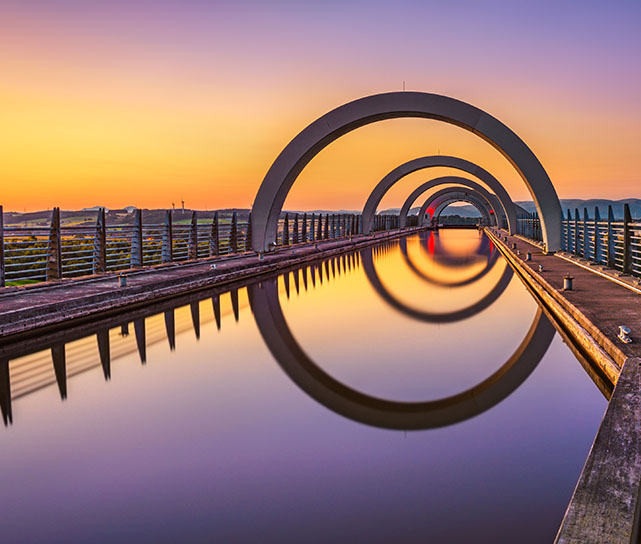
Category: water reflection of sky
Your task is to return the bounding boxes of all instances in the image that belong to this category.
[0,231,606,543]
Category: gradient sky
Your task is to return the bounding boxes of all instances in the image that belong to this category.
[1,0,640,211]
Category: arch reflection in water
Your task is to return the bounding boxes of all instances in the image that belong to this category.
[249,237,556,431]
[399,231,499,288]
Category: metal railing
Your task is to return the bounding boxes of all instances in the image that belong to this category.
[0,206,400,287]
[514,203,641,279]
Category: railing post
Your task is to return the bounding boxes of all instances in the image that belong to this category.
[594,206,601,263]
[623,203,632,274]
[47,207,62,281]
[310,214,315,242]
[230,211,238,253]
[317,214,323,240]
[565,209,571,251]
[323,214,329,239]
[302,213,307,243]
[573,208,580,256]
[189,211,198,260]
[293,214,299,244]
[162,210,173,262]
[209,211,219,256]
[283,214,290,245]
[0,205,4,288]
[92,208,107,274]
[607,205,615,269]
[130,208,142,268]
[245,212,252,252]
[583,208,589,258]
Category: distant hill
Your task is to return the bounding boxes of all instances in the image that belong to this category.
[516,199,641,219]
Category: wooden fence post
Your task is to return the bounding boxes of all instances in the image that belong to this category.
[130,208,143,268]
[162,210,173,262]
[189,211,198,260]
[92,207,107,274]
[47,207,62,280]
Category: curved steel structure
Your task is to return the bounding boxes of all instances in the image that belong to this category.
[417,187,496,226]
[362,156,516,233]
[251,92,561,252]
[397,175,499,226]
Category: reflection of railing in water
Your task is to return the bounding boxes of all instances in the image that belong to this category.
[0,250,362,425]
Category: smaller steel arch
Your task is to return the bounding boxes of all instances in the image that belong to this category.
[419,187,495,226]
[398,176,503,229]
[361,155,517,235]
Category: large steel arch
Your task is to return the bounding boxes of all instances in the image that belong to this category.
[251,92,561,252]
[397,175,501,227]
[362,155,517,233]
[420,187,495,226]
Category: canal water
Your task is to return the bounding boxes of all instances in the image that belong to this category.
[0,230,606,543]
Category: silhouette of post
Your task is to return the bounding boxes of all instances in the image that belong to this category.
[130,208,143,268]
[293,214,299,244]
[97,329,110,380]
[162,210,173,263]
[607,205,615,269]
[93,208,107,274]
[583,208,589,259]
[134,318,147,364]
[47,207,62,281]
[51,344,67,399]
[623,203,632,274]
[0,205,4,287]
[594,207,602,263]
[209,211,219,256]
[0,359,11,425]
[189,211,198,260]
[230,212,238,253]
[283,214,290,245]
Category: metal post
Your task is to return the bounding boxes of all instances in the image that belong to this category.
[594,207,601,264]
[293,214,299,244]
[310,214,315,242]
[209,211,219,256]
[565,209,572,251]
[230,211,238,253]
[0,205,4,288]
[317,214,323,240]
[189,211,198,260]
[47,207,62,280]
[574,208,580,256]
[162,210,174,262]
[283,214,290,245]
[583,208,589,258]
[92,207,107,274]
[607,205,615,269]
[130,208,142,268]
[245,212,252,252]
[302,213,307,243]
[324,214,329,240]
[623,203,632,274]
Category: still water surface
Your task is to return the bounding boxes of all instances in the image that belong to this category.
[0,230,606,543]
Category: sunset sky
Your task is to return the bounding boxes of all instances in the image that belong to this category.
[1,0,640,212]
